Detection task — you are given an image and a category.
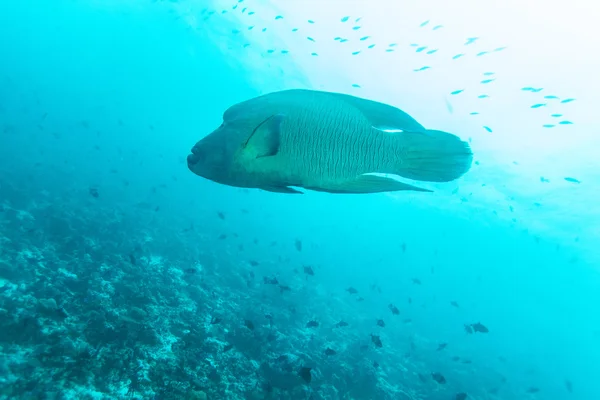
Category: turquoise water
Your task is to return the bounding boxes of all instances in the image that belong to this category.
[1,1,598,399]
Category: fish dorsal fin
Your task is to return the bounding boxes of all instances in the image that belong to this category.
[243,114,284,158]
[325,92,426,132]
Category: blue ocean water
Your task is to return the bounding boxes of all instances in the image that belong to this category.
[1,0,599,399]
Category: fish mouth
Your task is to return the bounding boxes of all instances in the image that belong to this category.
[187,152,201,167]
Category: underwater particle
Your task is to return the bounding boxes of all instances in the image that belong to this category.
[476,51,489,56]
[248,26,254,30]
[450,89,464,95]
[352,51,361,55]
[540,176,550,183]
[352,26,361,30]
[89,187,99,198]
[420,19,430,27]
[414,66,431,72]
[431,372,446,384]
[324,348,337,356]
[231,29,240,34]
[465,37,478,45]
[436,343,448,351]
[526,387,540,394]
[531,103,546,108]
[542,124,555,128]
[299,367,312,383]
[481,78,495,84]
[478,94,489,99]
[483,126,492,132]
[308,19,314,24]
[307,36,315,42]
[275,15,283,20]
[355,17,362,22]
[561,98,576,103]
[450,301,459,307]
[352,84,361,88]
[412,278,422,285]
[433,24,443,30]
[360,36,370,41]
[262,27,267,32]
[243,43,250,48]
[559,120,573,125]
[416,46,427,52]
[426,49,438,54]
[565,379,573,393]
[452,53,465,59]
[564,177,580,183]
[376,319,385,327]
[341,16,349,22]
[295,239,302,251]
[389,303,400,315]
[551,113,563,117]
[346,287,358,294]
[371,334,383,347]
[456,393,468,400]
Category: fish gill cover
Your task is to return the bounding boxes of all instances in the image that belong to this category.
[0,0,598,399]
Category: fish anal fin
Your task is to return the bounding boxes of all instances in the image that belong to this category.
[308,175,432,194]
[243,114,284,158]
[261,185,303,194]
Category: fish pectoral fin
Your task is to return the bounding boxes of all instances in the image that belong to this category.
[308,175,433,194]
[260,185,304,194]
[243,114,284,158]
[325,92,426,132]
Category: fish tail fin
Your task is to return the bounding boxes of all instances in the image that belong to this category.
[392,129,473,182]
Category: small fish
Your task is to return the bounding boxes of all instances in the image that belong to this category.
[244,319,255,330]
[531,103,546,108]
[89,187,99,198]
[373,361,380,368]
[346,287,358,294]
[249,260,259,266]
[306,320,319,328]
[465,322,489,333]
[436,342,447,351]
[412,278,421,285]
[295,239,302,251]
[128,254,136,266]
[564,177,580,183]
[299,367,312,384]
[324,347,336,356]
[388,304,400,315]
[371,334,383,348]
[210,316,222,324]
[334,320,348,328]
[565,379,573,393]
[464,37,478,45]
[184,267,197,274]
[303,265,314,276]
[561,98,575,103]
[455,393,467,400]
[223,344,234,352]
[450,89,464,95]
[526,387,540,394]
[376,319,385,327]
[217,211,225,220]
[431,372,446,384]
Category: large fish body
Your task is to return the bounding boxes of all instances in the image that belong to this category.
[187,89,473,194]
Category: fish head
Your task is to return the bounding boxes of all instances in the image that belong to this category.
[187,113,283,187]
